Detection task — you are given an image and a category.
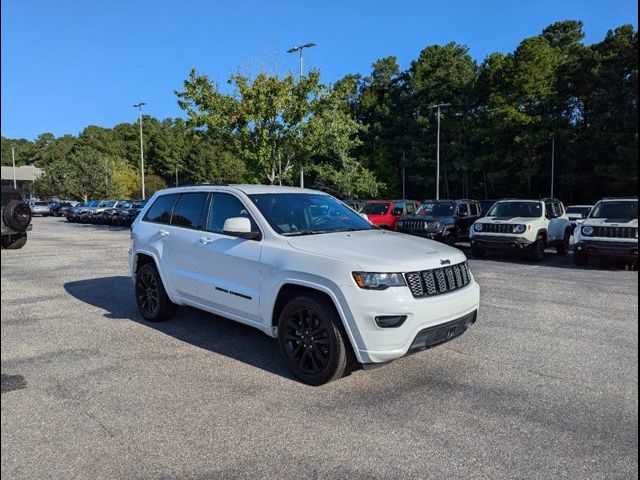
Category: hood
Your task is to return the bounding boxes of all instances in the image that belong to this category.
[286,229,466,271]
[476,216,540,225]
[582,218,638,227]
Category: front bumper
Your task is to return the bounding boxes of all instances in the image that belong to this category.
[574,240,638,259]
[341,279,480,364]
[471,234,533,250]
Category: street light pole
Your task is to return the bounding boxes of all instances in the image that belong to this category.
[550,137,555,199]
[175,164,181,187]
[133,102,146,199]
[287,42,317,189]
[428,103,451,200]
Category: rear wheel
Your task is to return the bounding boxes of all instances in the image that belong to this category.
[1,233,27,249]
[443,227,458,245]
[135,263,177,322]
[556,230,570,255]
[278,294,353,386]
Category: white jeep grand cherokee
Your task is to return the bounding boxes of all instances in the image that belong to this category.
[469,198,572,261]
[129,185,480,385]
[572,197,638,266]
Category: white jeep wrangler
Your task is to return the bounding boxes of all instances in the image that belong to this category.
[572,197,638,266]
[129,185,480,385]
[469,198,572,261]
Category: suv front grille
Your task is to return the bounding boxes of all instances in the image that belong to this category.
[405,261,471,298]
[481,223,513,234]
[400,219,426,230]
[591,226,637,239]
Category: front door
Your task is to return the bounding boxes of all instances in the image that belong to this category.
[195,192,262,322]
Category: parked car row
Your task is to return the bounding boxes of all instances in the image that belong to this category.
[66,200,147,226]
[343,196,636,265]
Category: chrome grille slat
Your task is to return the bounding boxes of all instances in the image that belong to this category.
[406,261,471,298]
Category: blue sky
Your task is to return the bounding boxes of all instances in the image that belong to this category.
[1,0,637,139]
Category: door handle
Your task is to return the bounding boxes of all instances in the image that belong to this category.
[158,229,170,237]
[199,237,213,244]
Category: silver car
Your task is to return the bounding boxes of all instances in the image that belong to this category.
[29,201,51,216]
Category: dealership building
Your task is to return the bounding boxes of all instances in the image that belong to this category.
[1,165,44,196]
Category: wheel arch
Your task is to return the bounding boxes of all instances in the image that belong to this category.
[270,280,363,363]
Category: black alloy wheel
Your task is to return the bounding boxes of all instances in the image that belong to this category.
[556,230,570,255]
[135,264,177,322]
[528,237,545,261]
[278,294,352,385]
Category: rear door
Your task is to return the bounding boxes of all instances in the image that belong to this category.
[163,192,209,301]
[194,192,263,322]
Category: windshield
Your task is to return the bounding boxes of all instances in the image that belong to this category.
[361,202,390,215]
[416,201,436,215]
[119,202,133,209]
[487,201,542,218]
[85,201,98,207]
[103,201,117,207]
[249,193,373,236]
[132,201,147,208]
[590,201,638,220]
[566,206,592,216]
[418,202,456,216]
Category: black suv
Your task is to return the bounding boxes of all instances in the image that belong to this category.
[395,199,483,244]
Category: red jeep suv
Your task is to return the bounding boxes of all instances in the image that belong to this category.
[361,200,420,230]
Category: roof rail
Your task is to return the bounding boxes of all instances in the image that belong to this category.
[602,196,638,200]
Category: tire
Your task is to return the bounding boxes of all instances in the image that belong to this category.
[278,294,354,386]
[556,230,570,255]
[527,236,545,261]
[2,201,32,232]
[574,250,589,267]
[443,227,458,245]
[135,263,177,322]
[471,242,485,258]
[1,233,27,249]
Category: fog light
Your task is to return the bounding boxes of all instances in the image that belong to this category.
[375,315,407,328]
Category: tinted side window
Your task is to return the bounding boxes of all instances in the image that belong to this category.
[554,202,564,217]
[545,202,554,219]
[143,194,179,224]
[458,203,469,215]
[406,203,415,214]
[207,193,258,234]
[470,203,480,216]
[170,193,208,229]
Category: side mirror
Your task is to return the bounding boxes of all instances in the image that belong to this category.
[223,217,261,240]
[359,213,370,222]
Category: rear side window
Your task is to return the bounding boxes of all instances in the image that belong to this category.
[143,194,179,224]
[470,203,480,216]
[170,193,208,229]
[457,204,469,215]
[207,193,258,234]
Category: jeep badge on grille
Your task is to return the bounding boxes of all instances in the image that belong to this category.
[440,259,451,266]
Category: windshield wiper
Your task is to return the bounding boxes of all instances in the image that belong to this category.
[283,228,367,237]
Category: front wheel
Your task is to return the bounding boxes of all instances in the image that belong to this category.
[556,230,570,255]
[574,250,589,266]
[135,263,177,322]
[471,242,485,258]
[528,237,545,261]
[278,294,353,386]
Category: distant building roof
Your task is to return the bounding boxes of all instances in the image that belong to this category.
[1,165,44,182]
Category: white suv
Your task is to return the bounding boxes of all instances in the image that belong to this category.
[469,198,572,261]
[572,197,638,266]
[129,185,480,385]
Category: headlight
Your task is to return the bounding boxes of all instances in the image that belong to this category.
[582,226,593,236]
[512,224,526,234]
[352,272,406,290]
[427,221,441,230]
[397,221,403,228]
[474,223,483,232]
[635,229,638,239]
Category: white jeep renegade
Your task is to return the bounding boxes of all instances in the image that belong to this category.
[572,197,638,266]
[129,185,480,385]
[469,198,572,261]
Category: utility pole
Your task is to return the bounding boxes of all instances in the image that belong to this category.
[550,137,555,198]
[287,42,317,188]
[401,151,406,200]
[428,103,451,200]
[11,147,17,189]
[133,102,146,199]
[175,164,180,187]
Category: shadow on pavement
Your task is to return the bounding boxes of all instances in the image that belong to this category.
[64,276,292,381]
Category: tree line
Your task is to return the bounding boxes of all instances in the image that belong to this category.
[1,20,637,203]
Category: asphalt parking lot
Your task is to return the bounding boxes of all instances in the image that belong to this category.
[1,217,638,480]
